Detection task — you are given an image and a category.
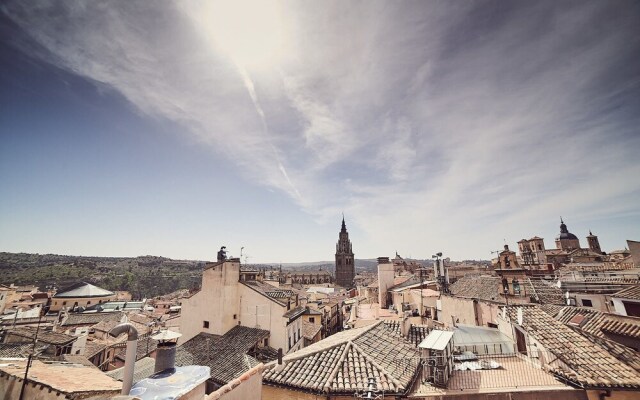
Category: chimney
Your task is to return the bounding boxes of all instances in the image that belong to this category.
[517,307,523,325]
[274,348,285,372]
[377,257,394,308]
[151,330,182,373]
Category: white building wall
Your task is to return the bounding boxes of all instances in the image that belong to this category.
[378,262,394,307]
[238,285,304,354]
[180,260,241,343]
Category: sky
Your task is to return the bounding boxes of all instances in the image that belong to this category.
[1,1,639,263]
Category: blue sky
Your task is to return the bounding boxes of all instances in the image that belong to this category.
[1,1,639,263]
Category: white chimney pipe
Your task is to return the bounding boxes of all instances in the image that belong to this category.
[109,323,139,395]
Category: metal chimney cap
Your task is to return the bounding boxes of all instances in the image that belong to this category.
[151,330,182,341]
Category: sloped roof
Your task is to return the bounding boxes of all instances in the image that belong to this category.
[600,320,640,340]
[263,321,420,395]
[383,321,431,347]
[0,342,46,358]
[523,278,565,305]
[241,280,295,306]
[7,326,76,346]
[107,357,157,383]
[176,332,261,385]
[542,305,640,342]
[54,282,114,298]
[302,321,322,340]
[449,275,503,302]
[612,285,640,300]
[60,311,123,327]
[507,306,640,389]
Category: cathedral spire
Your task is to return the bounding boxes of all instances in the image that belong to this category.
[335,216,354,288]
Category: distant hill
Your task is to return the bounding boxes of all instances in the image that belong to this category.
[0,252,205,299]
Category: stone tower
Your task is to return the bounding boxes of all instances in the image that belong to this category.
[335,216,355,288]
[587,230,602,254]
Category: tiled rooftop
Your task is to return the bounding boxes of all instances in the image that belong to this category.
[506,306,640,389]
[0,342,46,358]
[302,321,322,340]
[600,320,640,339]
[176,333,261,385]
[542,305,640,342]
[263,321,420,395]
[523,278,565,305]
[449,275,503,302]
[384,321,431,347]
[7,326,77,345]
[241,280,296,306]
[60,311,123,327]
[612,284,640,300]
[107,356,157,383]
[0,359,121,395]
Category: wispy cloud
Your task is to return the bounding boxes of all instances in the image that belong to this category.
[3,0,639,258]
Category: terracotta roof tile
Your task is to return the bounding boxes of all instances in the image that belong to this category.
[263,322,420,395]
[7,326,76,346]
[449,276,503,302]
[507,306,640,389]
[612,285,640,300]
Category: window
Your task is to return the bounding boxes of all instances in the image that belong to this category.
[203,321,210,328]
[233,314,237,320]
[581,299,593,307]
[288,336,292,349]
[63,301,67,306]
[309,317,315,323]
[264,338,269,346]
[298,328,301,340]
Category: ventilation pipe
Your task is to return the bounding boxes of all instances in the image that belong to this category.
[109,323,139,395]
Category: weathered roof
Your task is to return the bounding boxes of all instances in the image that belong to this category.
[543,305,640,341]
[612,285,640,300]
[449,275,503,302]
[176,333,261,385]
[507,306,640,389]
[107,357,157,383]
[60,311,123,327]
[222,325,270,351]
[600,320,640,340]
[113,335,158,362]
[54,282,114,298]
[282,306,306,321]
[0,359,121,396]
[263,322,420,395]
[241,280,295,306]
[7,326,76,346]
[0,342,46,358]
[383,321,431,347]
[302,321,322,340]
[523,278,565,305]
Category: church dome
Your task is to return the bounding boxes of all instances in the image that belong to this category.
[557,218,578,240]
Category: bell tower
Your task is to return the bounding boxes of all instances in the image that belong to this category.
[335,216,355,288]
[587,230,602,254]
